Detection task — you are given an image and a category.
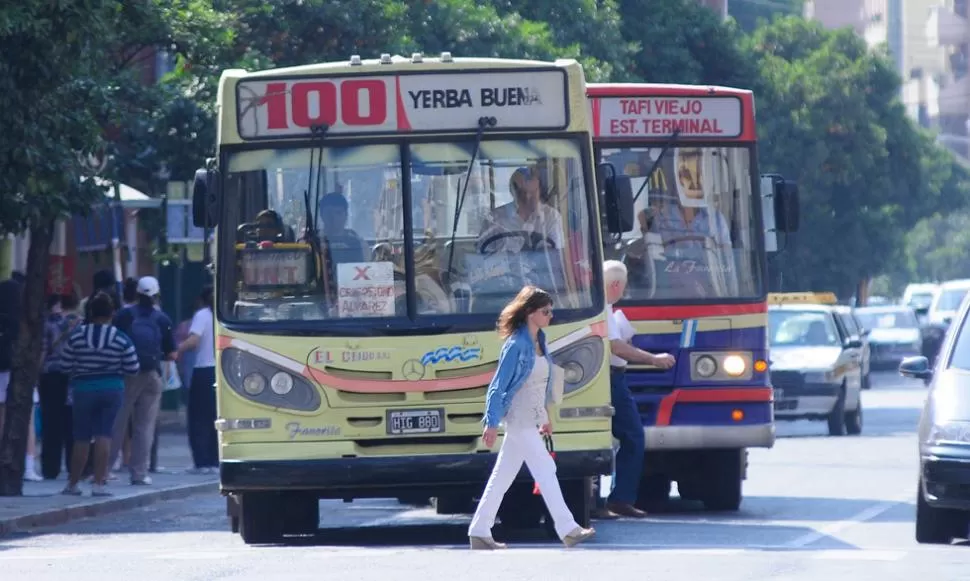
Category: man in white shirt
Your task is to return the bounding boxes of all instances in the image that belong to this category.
[597,259,675,519]
[476,166,565,254]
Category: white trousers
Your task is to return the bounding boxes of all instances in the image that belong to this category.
[468,426,579,540]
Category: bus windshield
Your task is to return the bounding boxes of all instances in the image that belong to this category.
[597,145,762,301]
[219,137,599,330]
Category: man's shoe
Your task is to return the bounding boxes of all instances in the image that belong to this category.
[591,506,619,520]
[606,502,648,518]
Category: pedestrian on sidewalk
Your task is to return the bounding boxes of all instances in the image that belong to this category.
[109,277,177,486]
[176,285,217,474]
[60,292,140,496]
[39,293,80,480]
[467,285,595,550]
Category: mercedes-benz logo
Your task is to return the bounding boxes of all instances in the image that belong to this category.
[402,358,426,381]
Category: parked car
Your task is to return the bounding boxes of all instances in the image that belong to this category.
[900,293,970,544]
[855,306,922,372]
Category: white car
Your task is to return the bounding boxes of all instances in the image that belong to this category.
[928,279,970,327]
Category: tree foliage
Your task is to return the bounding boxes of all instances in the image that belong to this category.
[0,0,225,494]
[746,17,969,297]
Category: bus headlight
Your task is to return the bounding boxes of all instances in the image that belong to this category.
[694,355,718,378]
[689,352,754,381]
[221,347,321,411]
[270,371,294,395]
[722,355,746,377]
[243,373,266,395]
[550,337,605,396]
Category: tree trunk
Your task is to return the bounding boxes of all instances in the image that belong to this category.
[0,220,55,496]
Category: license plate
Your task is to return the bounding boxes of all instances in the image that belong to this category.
[386,408,445,435]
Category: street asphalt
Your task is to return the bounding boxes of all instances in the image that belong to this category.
[1,371,967,580]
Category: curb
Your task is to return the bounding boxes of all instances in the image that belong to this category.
[0,480,219,538]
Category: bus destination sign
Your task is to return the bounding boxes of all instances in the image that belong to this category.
[236,70,568,139]
[593,96,742,138]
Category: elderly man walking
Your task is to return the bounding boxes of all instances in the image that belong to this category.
[597,260,675,518]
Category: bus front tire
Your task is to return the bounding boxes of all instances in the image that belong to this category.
[238,492,319,545]
[701,450,744,512]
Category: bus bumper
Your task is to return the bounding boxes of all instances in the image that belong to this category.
[220,443,613,493]
[644,424,775,450]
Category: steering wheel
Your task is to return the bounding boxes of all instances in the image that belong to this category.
[663,235,708,248]
[479,230,557,254]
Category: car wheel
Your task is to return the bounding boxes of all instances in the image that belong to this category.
[827,386,847,436]
[916,478,966,544]
[844,402,862,435]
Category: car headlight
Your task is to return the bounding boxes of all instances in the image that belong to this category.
[689,351,753,381]
[550,337,605,397]
[221,347,321,411]
[928,421,970,445]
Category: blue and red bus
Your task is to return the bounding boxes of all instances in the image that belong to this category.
[588,83,799,510]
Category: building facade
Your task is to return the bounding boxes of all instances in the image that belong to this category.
[929,0,970,161]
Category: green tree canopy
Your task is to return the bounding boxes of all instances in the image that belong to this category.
[747,17,968,297]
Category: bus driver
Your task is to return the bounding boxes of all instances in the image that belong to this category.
[477,166,564,254]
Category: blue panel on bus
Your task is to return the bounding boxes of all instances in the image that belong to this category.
[669,402,772,426]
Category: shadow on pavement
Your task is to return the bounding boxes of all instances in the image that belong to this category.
[775,406,921,439]
[623,494,915,525]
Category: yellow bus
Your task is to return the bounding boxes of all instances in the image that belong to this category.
[191,53,633,544]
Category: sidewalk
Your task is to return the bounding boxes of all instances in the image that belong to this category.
[0,427,218,538]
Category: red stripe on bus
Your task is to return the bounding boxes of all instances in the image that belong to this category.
[620,303,766,320]
[654,387,773,426]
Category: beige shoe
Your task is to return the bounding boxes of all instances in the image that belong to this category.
[469,536,508,550]
[563,526,595,547]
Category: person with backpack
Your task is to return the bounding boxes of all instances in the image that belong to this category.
[108,276,176,485]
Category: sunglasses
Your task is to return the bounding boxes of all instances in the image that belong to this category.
[537,307,553,316]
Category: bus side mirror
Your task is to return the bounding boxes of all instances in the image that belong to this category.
[774,180,799,233]
[603,175,634,233]
[193,167,221,228]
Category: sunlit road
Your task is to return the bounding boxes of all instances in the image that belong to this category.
[2,371,968,580]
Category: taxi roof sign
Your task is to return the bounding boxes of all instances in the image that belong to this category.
[768,292,838,305]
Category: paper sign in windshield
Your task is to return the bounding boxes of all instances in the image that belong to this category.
[336,262,396,317]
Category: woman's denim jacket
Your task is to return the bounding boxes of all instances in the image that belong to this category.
[482,324,555,428]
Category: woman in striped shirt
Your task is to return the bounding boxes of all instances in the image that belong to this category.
[60,292,140,496]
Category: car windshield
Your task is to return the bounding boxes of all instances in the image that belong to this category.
[769,310,841,347]
[907,292,934,309]
[856,310,919,330]
[218,138,599,331]
[596,145,762,301]
[937,288,970,312]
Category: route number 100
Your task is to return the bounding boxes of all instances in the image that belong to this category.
[259,79,389,130]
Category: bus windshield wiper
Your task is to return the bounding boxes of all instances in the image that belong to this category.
[445,116,496,280]
[304,123,330,299]
[304,123,330,242]
[633,129,681,204]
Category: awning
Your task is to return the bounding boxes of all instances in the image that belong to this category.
[90,177,163,209]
